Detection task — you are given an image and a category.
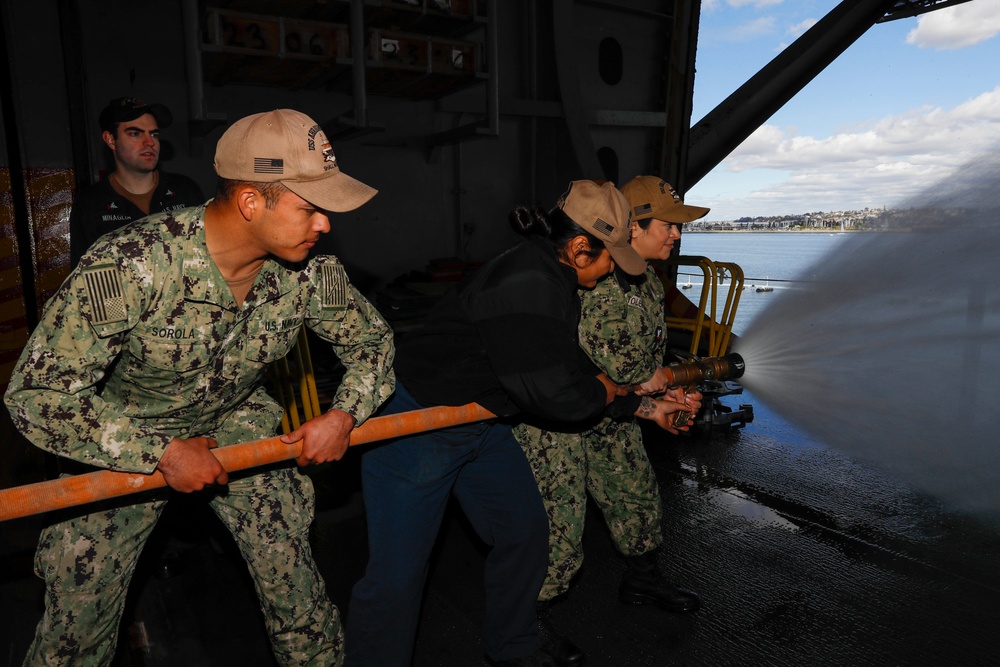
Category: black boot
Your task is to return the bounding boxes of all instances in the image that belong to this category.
[619,550,700,613]
[537,600,586,666]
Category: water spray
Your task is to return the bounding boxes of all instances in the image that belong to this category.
[729,141,1000,519]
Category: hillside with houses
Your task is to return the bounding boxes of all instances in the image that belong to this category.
[688,208,888,231]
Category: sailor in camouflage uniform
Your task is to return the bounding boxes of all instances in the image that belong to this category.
[514,176,709,665]
[4,109,395,667]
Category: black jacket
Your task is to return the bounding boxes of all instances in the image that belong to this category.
[396,236,639,422]
[69,170,205,264]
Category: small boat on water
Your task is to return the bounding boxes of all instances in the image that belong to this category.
[756,277,774,293]
[682,277,693,289]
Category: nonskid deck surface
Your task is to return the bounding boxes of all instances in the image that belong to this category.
[3,406,1000,667]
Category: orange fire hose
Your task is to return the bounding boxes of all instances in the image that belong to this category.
[0,403,495,523]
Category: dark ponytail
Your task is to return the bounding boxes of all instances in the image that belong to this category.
[508,205,607,264]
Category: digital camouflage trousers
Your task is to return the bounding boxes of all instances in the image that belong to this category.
[23,466,342,667]
[514,417,663,602]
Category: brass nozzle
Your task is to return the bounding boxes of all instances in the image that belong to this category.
[663,353,745,388]
[665,353,745,428]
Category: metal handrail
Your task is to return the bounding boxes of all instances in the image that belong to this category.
[660,255,744,357]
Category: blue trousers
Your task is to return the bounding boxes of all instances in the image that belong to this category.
[345,384,548,665]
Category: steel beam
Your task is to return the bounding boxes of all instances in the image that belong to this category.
[552,0,604,179]
[660,0,702,195]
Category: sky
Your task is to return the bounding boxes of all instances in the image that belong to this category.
[686,0,1000,221]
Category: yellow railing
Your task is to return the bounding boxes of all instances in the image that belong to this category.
[658,256,744,357]
[267,328,322,434]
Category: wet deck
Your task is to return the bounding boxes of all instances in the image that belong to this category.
[3,393,999,666]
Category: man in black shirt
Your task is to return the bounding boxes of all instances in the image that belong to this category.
[69,96,205,264]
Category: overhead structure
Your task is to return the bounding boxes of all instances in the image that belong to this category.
[684,0,977,191]
[879,0,977,22]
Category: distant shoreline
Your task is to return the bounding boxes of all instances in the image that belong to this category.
[685,228,866,233]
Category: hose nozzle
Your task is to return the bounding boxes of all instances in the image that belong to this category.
[664,353,746,428]
[663,352,745,387]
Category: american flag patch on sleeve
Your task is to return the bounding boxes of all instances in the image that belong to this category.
[320,263,348,309]
[83,265,127,325]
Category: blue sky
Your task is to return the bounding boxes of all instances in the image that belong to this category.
[686,0,1000,220]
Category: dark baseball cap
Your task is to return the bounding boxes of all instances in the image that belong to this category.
[98,97,172,133]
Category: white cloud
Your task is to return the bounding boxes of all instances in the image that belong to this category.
[906,0,1000,50]
[774,18,818,52]
[787,18,817,39]
[723,16,777,41]
[694,86,1000,219]
[704,0,784,17]
[727,0,784,7]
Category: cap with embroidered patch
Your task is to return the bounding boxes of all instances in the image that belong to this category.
[214,109,377,213]
[557,180,646,276]
[620,176,709,223]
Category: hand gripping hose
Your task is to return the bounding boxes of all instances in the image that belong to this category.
[0,403,495,522]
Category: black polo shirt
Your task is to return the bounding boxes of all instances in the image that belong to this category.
[69,170,205,264]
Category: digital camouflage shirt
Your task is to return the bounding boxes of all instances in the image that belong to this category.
[5,205,395,474]
[577,265,666,385]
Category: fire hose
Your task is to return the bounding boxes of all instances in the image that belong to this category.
[0,353,744,523]
[0,403,495,523]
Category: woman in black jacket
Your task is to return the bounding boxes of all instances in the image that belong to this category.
[346,181,695,667]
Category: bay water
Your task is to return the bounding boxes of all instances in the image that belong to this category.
[675,231,850,336]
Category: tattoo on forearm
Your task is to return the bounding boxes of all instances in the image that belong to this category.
[637,396,656,418]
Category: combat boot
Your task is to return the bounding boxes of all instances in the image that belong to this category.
[619,550,700,613]
[537,600,586,666]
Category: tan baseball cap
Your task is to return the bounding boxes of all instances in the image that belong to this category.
[214,109,377,212]
[557,180,646,276]
[621,175,709,223]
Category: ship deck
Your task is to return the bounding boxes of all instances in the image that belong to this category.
[3,394,999,666]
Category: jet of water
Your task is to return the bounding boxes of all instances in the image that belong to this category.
[734,145,1000,519]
